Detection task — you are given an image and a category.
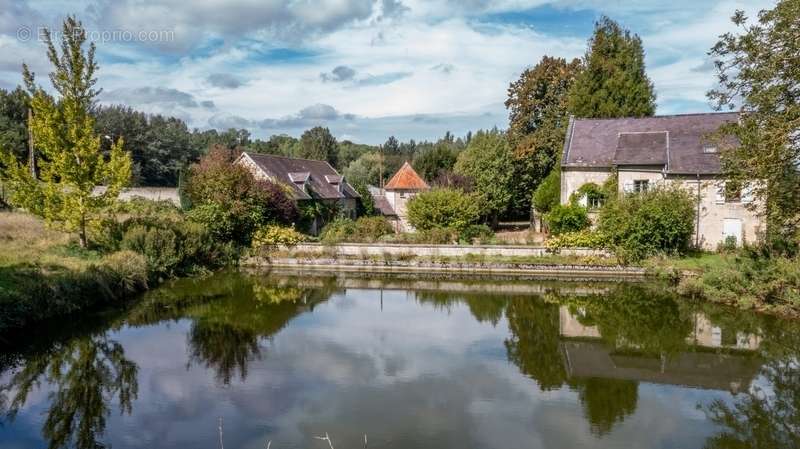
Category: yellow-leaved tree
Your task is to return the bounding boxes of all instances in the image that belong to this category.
[0,17,131,248]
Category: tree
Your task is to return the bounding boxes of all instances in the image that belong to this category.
[0,17,132,248]
[567,16,656,118]
[454,129,514,225]
[412,143,457,181]
[343,151,386,187]
[506,57,581,219]
[532,167,560,217]
[298,126,337,167]
[0,86,29,164]
[708,2,800,245]
[406,188,482,233]
[184,146,297,244]
[383,135,400,154]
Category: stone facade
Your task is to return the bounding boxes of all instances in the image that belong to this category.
[560,113,766,250]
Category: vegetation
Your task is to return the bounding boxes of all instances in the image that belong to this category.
[532,167,560,218]
[406,188,482,234]
[567,16,656,118]
[544,203,590,235]
[506,56,581,219]
[0,18,132,248]
[251,225,306,253]
[298,126,338,167]
[183,146,297,244]
[320,216,394,244]
[709,1,800,247]
[598,186,696,262]
[454,129,514,224]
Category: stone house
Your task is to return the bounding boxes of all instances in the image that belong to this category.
[372,161,429,232]
[235,152,359,234]
[561,112,764,249]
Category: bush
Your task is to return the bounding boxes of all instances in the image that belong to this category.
[460,224,494,244]
[546,230,608,249]
[321,216,394,244]
[251,225,305,252]
[119,216,233,277]
[406,188,482,233]
[598,185,695,262]
[544,204,590,235]
[101,250,149,292]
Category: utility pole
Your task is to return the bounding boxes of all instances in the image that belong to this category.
[27,108,36,178]
[379,144,384,192]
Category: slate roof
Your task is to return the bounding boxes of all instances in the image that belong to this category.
[367,185,397,216]
[384,161,429,190]
[562,112,739,174]
[240,152,359,201]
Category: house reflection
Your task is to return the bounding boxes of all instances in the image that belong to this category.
[559,307,762,394]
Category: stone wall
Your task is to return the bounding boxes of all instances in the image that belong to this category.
[277,243,610,258]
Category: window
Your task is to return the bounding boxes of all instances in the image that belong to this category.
[725,181,742,203]
[588,196,604,210]
[399,192,407,199]
[633,180,649,193]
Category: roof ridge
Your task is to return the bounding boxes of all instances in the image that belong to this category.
[243,151,331,164]
[572,111,739,121]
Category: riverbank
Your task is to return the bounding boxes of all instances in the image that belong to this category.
[0,212,150,333]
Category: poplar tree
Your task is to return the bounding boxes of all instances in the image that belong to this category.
[568,16,656,118]
[0,17,132,248]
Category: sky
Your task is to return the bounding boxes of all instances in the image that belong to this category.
[0,0,776,144]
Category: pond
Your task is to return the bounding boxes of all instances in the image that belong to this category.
[1,270,798,449]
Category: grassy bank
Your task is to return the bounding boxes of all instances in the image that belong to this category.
[0,212,149,333]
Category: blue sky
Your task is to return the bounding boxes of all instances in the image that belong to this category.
[0,0,775,144]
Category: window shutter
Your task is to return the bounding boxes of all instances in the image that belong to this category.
[715,182,725,204]
[742,182,754,203]
[623,181,634,193]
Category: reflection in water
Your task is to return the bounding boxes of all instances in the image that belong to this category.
[1,335,138,449]
[0,272,797,449]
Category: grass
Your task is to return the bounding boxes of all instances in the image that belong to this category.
[0,211,148,334]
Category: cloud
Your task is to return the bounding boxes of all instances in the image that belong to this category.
[320,65,357,82]
[260,103,355,129]
[206,73,246,89]
[321,65,411,86]
[102,86,205,108]
[431,63,455,74]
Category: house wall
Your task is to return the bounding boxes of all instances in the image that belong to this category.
[560,168,611,205]
[561,167,764,250]
[386,189,420,232]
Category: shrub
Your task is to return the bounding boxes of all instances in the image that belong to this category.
[546,230,608,249]
[544,204,590,235]
[101,250,149,292]
[321,216,394,244]
[598,185,695,262]
[252,225,305,252]
[353,216,394,241]
[460,224,494,244]
[406,188,482,233]
[121,225,180,276]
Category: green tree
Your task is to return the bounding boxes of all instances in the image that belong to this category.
[708,2,800,245]
[413,143,458,181]
[0,17,132,248]
[298,126,338,167]
[454,129,514,225]
[568,16,656,118]
[406,188,482,233]
[506,57,581,219]
[0,86,30,164]
[532,166,560,217]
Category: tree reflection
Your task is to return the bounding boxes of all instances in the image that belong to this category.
[415,291,508,325]
[703,359,800,449]
[1,335,138,449]
[188,321,260,384]
[574,378,638,436]
[504,297,568,390]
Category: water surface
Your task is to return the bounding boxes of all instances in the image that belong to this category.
[1,270,798,449]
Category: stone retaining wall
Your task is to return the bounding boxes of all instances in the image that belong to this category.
[278,243,609,258]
